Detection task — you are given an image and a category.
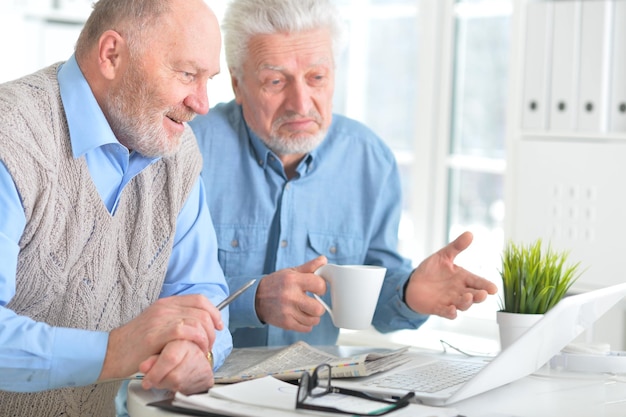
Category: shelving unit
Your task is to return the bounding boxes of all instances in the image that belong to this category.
[505,0,626,349]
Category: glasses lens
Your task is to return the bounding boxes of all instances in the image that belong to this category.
[310,364,331,397]
[297,372,310,404]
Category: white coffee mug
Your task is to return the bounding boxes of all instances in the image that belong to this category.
[313,264,386,330]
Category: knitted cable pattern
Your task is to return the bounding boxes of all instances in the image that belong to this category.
[0,64,202,417]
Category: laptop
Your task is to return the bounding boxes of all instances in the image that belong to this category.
[333,282,626,406]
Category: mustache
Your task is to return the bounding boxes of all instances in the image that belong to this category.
[167,107,197,124]
[274,110,322,126]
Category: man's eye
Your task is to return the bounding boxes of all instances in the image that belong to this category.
[181,72,196,82]
[264,78,285,92]
[311,74,326,84]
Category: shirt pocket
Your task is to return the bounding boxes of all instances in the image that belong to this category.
[216,227,268,277]
[307,232,365,265]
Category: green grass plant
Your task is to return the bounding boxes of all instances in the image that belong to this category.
[499,239,583,314]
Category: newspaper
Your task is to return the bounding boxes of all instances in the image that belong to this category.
[214,341,411,383]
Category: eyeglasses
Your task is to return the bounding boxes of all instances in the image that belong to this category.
[296,363,415,416]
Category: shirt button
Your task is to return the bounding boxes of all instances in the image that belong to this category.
[285,183,291,190]
[280,240,288,248]
[329,246,337,254]
[231,239,239,248]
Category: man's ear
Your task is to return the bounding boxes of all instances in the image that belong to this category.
[231,72,243,104]
[97,30,126,80]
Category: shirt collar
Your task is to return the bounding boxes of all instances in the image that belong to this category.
[58,54,121,159]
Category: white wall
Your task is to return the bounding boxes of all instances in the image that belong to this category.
[506,0,626,350]
[0,0,235,105]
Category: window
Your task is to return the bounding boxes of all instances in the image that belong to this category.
[446,0,512,321]
[332,0,420,257]
[332,0,512,340]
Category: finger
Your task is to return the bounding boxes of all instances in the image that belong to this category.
[295,255,328,274]
[293,257,328,295]
[439,231,473,261]
[437,304,458,320]
[159,293,216,312]
[159,316,210,354]
[463,273,498,294]
[300,294,327,317]
[289,315,320,333]
[151,295,220,338]
[205,303,224,332]
[140,344,188,390]
[143,342,214,393]
[306,275,327,296]
[469,289,492,303]
[183,314,217,353]
[139,355,159,389]
[163,300,222,350]
[140,355,159,373]
[454,293,475,311]
[174,295,224,335]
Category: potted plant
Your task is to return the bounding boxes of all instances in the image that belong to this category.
[497,239,584,348]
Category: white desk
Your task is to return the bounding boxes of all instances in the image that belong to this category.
[127,362,626,417]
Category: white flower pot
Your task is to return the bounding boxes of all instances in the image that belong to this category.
[496,311,544,350]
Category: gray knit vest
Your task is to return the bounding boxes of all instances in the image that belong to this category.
[0,64,202,416]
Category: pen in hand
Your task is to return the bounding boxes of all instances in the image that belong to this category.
[216,279,257,310]
[101,281,258,384]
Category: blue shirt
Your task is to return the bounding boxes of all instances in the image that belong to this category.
[0,56,232,392]
[190,100,428,348]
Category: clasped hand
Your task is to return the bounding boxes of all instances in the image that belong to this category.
[98,294,223,394]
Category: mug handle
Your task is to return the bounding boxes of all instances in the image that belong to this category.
[312,294,335,323]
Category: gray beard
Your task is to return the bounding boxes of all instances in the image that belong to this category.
[260,129,327,156]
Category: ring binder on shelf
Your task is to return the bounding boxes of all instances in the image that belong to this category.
[576,0,613,132]
[548,0,581,132]
[609,0,626,133]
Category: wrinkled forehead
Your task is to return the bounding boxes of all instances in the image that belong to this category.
[246,29,334,70]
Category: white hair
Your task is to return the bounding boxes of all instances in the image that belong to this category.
[222,0,346,77]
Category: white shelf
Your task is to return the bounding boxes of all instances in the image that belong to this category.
[519,130,626,142]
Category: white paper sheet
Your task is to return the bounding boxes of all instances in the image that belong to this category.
[174,376,459,417]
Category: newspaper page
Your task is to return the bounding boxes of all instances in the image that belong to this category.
[214,341,410,383]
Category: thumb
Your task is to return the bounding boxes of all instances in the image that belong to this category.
[295,255,328,274]
[441,231,473,260]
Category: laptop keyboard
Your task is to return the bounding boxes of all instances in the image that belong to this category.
[364,360,485,393]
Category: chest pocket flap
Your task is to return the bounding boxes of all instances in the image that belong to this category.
[215,227,269,277]
[216,227,269,252]
[307,232,364,263]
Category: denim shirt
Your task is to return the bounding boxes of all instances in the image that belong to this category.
[190,100,428,347]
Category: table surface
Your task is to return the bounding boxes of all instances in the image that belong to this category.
[127,356,626,417]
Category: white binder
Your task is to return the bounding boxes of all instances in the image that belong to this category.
[609,0,626,133]
[521,1,553,130]
[548,1,581,131]
[576,0,613,132]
